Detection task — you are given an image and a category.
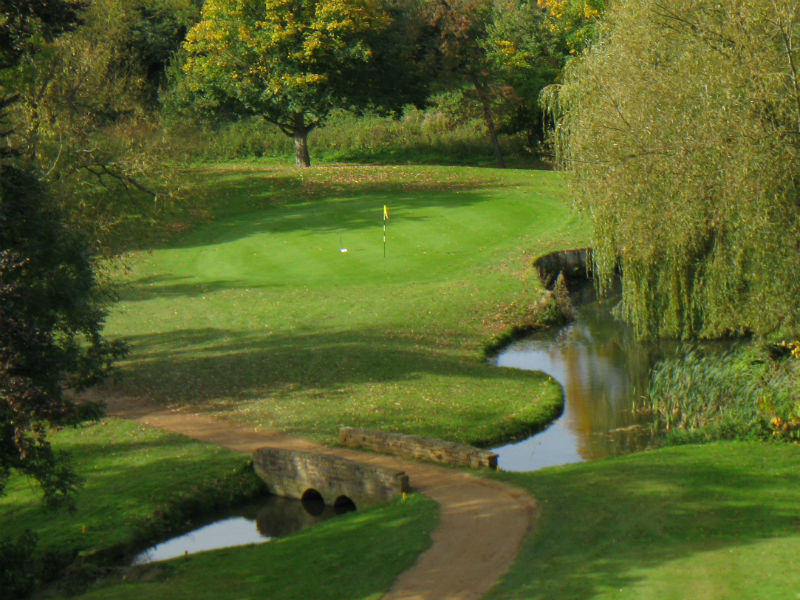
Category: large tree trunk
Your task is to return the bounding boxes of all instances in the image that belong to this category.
[472,76,505,169]
[292,113,312,168]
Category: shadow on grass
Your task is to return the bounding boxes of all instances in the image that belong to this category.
[113,326,538,402]
[492,444,800,599]
[115,276,276,302]
[151,167,519,252]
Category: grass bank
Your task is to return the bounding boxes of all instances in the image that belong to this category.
[60,493,437,600]
[488,442,800,600]
[0,419,437,598]
[0,419,251,556]
[0,418,260,596]
[101,162,590,446]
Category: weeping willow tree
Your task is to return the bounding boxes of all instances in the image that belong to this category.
[548,0,800,339]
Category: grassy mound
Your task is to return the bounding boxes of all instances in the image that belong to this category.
[102,162,589,445]
[65,493,437,600]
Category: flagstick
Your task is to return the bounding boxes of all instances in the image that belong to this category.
[383,204,388,258]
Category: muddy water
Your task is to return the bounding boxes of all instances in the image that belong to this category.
[490,297,658,472]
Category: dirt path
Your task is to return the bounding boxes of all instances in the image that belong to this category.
[106,396,537,600]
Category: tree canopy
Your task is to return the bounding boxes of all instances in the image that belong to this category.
[175,0,396,166]
[1,0,126,505]
[551,0,800,339]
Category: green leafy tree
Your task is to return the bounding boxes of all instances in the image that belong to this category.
[425,0,586,162]
[1,0,126,506]
[4,0,188,249]
[550,0,800,339]
[0,165,125,505]
[128,0,203,96]
[174,0,395,167]
[426,0,509,167]
[0,0,83,71]
[483,0,564,149]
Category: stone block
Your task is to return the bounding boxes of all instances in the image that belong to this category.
[339,427,498,470]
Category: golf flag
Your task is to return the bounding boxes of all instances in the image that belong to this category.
[383,205,389,258]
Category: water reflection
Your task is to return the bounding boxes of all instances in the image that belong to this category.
[491,297,657,472]
[131,494,346,565]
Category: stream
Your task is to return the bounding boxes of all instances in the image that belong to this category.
[131,493,350,565]
[490,295,658,472]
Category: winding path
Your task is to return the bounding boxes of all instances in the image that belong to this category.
[107,396,537,600]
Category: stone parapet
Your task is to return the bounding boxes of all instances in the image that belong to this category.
[339,427,498,470]
[533,248,592,288]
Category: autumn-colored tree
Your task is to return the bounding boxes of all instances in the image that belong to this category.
[175,0,394,167]
[536,0,604,55]
[426,0,582,162]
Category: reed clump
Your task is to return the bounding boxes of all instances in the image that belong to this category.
[643,341,800,443]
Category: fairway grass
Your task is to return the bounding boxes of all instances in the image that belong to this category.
[102,163,590,445]
[488,442,800,600]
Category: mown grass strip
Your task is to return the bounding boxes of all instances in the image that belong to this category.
[488,442,800,600]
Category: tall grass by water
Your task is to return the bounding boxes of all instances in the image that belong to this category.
[643,342,800,443]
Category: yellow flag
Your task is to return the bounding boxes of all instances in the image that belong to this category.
[383,204,389,220]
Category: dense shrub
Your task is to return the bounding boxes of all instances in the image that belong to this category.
[162,107,534,166]
[0,531,40,598]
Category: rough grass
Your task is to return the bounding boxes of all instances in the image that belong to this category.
[488,442,800,600]
[100,162,590,446]
[162,109,540,168]
[644,341,800,443]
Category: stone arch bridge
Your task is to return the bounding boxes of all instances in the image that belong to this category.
[252,447,409,510]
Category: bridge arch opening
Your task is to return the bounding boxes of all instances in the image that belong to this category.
[333,495,357,514]
[301,489,325,516]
